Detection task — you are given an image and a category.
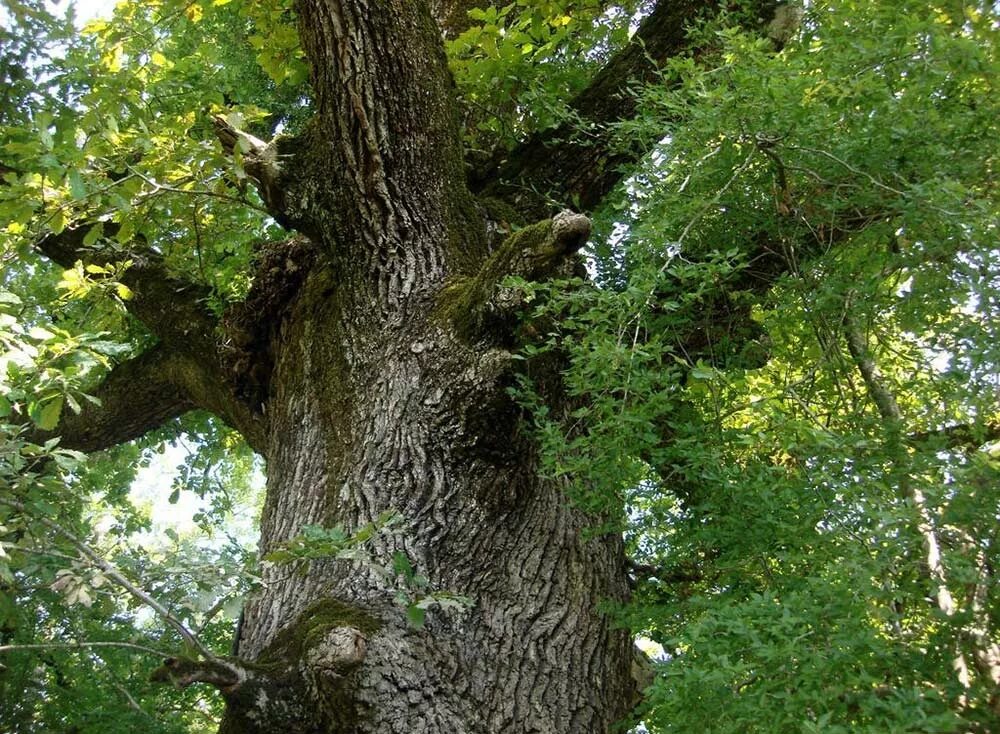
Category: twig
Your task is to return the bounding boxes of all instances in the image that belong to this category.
[0,641,171,657]
[126,166,271,215]
[113,681,151,717]
[0,495,214,660]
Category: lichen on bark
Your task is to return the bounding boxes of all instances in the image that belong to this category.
[256,599,380,669]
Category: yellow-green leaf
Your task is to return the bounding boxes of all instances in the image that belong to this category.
[83,223,104,247]
[30,397,63,431]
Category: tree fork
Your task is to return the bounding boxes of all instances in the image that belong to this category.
[29,225,268,450]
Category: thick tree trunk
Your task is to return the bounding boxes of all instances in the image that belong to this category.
[215,1,635,731]
[226,255,633,733]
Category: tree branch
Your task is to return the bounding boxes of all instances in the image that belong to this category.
[34,223,216,347]
[0,641,172,658]
[841,312,980,692]
[626,557,705,586]
[33,344,194,452]
[32,225,269,451]
[470,0,781,218]
[437,211,590,341]
[0,495,214,660]
[212,115,293,226]
[906,421,1000,452]
[149,655,243,691]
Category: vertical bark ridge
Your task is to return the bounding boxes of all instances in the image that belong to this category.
[227,2,634,731]
[295,0,486,309]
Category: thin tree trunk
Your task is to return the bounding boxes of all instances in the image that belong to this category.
[843,314,991,694]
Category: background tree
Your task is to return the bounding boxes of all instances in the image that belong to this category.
[1,0,998,732]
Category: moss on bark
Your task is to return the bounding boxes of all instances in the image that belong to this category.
[257,599,380,669]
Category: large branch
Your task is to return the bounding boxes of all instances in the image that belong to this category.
[35,223,216,347]
[37,344,193,452]
[470,0,781,219]
[33,224,268,452]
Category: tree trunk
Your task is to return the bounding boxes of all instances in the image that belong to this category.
[15,1,801,729]
[215,1,635,731]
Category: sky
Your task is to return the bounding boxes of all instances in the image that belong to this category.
[64,0,115,25]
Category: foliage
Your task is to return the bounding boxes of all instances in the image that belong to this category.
[0,0,998,731]
[446,0,639,150]
[0,5,276,727]
[0,0,310,314]
[512,1,1000,731]
[0,278,259,730]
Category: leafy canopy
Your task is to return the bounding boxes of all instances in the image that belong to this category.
[1,0,999,732]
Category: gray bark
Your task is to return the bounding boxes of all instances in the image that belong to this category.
[215,0,634,731]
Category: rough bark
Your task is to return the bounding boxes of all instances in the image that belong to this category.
[45,345,194,452]
[205,1,635,732]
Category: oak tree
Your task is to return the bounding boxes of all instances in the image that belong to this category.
[1,0,998,733]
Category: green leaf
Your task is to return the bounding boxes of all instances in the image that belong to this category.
[690,366,716,380]
[68,170,86,199]
[0,291,22,308]
[29,397,63,431]
[392,551,414,579]
[406,605,426,629]
[82,223,104,247]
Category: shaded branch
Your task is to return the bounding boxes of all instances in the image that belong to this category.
[33,225,269,451]
[843,315,903,424]
[34,223,216,347]
[34,344,194,452]
[906,421,1000,452]
[150,655,243,691]
[156,622,369,732]
[626,557,705,586]
[470,0,781,218]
